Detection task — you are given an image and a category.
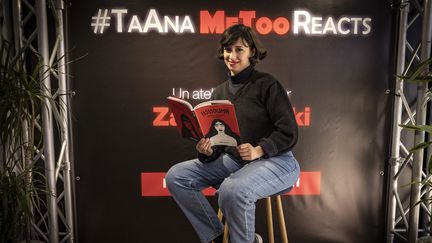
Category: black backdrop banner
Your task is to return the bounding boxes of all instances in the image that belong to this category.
[69,0,391,242]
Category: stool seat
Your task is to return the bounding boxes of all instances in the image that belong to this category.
[214,195,289,243]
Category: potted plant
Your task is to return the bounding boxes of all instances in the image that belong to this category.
[398,57,432,243]
[0,38,59,242]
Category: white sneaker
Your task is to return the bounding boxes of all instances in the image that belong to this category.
[254,233,263,243]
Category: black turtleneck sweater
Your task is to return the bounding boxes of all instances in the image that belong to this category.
[228,65,254,94]
[198,66,298,164]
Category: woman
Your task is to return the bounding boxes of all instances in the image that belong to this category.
[166,24,300,243]
[206,119,240,147]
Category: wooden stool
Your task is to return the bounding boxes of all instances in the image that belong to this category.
[213,195,289,243]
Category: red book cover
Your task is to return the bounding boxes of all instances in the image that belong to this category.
[167,96,240,146]
[194,103,240,146]
[167,97,202,141]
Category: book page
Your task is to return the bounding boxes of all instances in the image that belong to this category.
[167,96,193,110]
[193,100,231,110]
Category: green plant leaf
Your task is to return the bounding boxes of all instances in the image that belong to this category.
[397,74,432,82]
[401,57,432,82]
[409,141,432,152]
[399,124,432,133]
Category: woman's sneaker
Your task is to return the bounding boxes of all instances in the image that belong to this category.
[254,233,263,243]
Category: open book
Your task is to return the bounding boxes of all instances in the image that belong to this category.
[167,96,240,146]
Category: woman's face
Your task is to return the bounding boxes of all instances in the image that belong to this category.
[214,121,225,132]
[223,38,254,75]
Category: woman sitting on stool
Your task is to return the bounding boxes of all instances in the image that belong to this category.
[166,24,300,243]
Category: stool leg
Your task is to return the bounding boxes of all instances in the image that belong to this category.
[275,195,289,243]
[217,209,229,243]
[266,197,275,243]
[212,210,226,243]
[217,209,223,221]
[223,222,229,243]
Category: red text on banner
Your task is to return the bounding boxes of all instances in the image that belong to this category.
[152,106,311,127]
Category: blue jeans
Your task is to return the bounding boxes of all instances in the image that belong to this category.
[166,151,300,243]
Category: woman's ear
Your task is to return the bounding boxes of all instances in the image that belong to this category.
[251,47,256,57]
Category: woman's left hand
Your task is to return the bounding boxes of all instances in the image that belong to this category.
[237,143,264,161]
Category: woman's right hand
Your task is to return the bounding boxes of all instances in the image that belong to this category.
[196,138,213,156]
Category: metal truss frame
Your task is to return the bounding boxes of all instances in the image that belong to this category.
[386,0,432,242]
[1,0,75,242]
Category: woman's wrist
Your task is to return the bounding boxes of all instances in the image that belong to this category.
[203,148,213,156]
[254,145,265,159]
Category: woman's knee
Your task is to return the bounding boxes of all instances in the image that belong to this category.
[218,178,249,208]
[166,160,199,190]
[166,163,186,190]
